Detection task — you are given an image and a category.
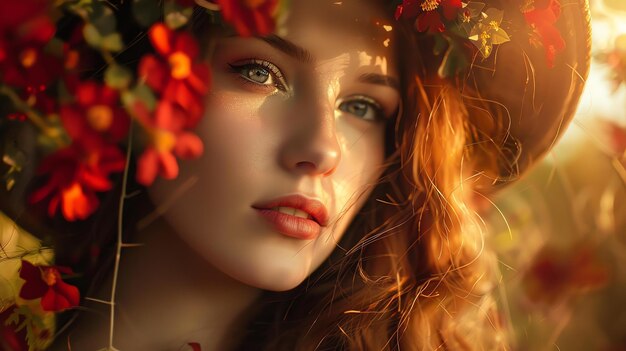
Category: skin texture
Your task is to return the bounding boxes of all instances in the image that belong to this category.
[58,1,402,350]
[148,1,400,291]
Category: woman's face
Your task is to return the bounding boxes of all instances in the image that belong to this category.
[148,0,399,291]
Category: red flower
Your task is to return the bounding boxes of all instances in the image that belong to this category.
[19,260,80,312]
[139,23,210,126]
[60,81,130,147]
[395,0,461,33]
[215,0,279,37]
[188,342,202,351]
[134,101,204,186]
[523,0,565,68]
[29,142,126,221]
[416,9,445,33]
[0,0,60,89]
[0,0,55,40]
[523,244,610,305]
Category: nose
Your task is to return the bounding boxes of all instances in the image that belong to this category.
[279,95,341,176]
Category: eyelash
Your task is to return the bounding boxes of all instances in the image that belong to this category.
[228,59,389,122]
[338,97,387,122]
[228,59,288,92]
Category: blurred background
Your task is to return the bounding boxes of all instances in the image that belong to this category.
[488,0,626,349]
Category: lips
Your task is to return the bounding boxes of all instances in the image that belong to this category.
[251,194,329,240]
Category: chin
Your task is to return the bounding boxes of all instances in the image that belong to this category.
[226,259,313,292]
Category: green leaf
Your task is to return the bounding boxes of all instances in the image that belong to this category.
[44,37,65,58]
[432,35,449,56]
[101,33,124,52]
[133,0,161,27]
[438,43,469,78]
[105,64,133,90]
[83,23,103,48]
[122,83,157,113]
[165,6,193,30]
[91,7,117,35]
[5,308,20,326]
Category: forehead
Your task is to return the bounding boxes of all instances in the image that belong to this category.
[276,0,396,69]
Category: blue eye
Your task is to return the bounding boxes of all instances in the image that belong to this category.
[229,59,287,92]
[243,66,271,84]
[338,96,385,122]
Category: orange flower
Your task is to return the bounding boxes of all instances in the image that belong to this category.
[0,0,59,89]
[216,0,279,37]
[60,81,130,147]
[134,101,204,186]
[139,23,210,125]
[29,142,126,221]
[19,260,80,312]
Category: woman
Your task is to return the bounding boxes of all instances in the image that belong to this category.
[0,0,590,350]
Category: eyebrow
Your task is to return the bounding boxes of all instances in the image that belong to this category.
[260,35,315,64]
[358,73,400,91]
[259,35,400,92]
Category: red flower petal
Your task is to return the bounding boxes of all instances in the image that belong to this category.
[76,81,99,106]
[79,167,113,192]
[137,148,160,186]
[399,0,421,19]
[173,32,199,61]
[175,132,203,159]
[149,23,173,56]
[159,151,179,180]
[416,11,445,33]
[139,55,169,92]
[41,278,80,312]
[18,260,47,300]
[441,0,462,21]
[216,0,278,37]
[188,342,202,351]
[60,182,100,221]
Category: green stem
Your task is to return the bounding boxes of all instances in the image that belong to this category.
[108,120,134,350]
[0,85,65,147]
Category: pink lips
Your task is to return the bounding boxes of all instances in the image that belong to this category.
[251,195,329,240]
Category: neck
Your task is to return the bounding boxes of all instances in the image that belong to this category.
[59,218,261,351]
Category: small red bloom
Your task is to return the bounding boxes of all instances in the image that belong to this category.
[188,342,202,351]
[139,23,210,126]
[216,0,279,37]
[396,0,461,33]
[60,81,130,147]
[134,101,204,186]
[523,244,610,305]
[0,43,62,89]
[416,9,445,33]
[395,0,421,20]
[523,0,565,68]
[19,260,80,312]
[29,142,126,221]
[0,0,55,41]
[0,0,59,89]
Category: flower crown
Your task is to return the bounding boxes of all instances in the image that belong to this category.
[0,0,565,224]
